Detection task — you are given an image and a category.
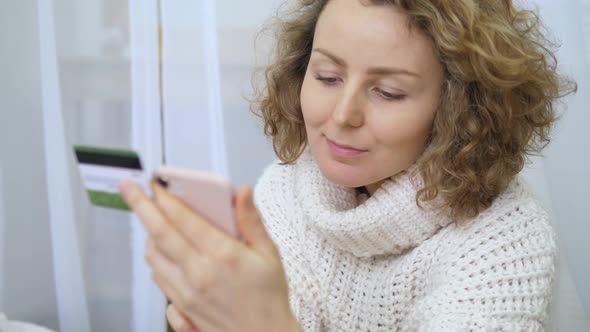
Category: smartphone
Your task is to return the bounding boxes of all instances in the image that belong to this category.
[152,166,239,238]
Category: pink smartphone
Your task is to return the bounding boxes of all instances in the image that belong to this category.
[152,165,239,238]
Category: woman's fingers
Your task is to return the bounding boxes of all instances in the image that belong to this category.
[151,180,244,256]
[146,239,188,303]
[166,304,199,332]
[120,180,169,237]
[149,242,213,330]
[235,186,280,260]
[120,180,201,268]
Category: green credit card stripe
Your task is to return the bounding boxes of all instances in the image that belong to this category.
[88,190,130,211]
[74,145,139,159]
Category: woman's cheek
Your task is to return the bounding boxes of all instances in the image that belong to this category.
[303,92,338,129]
[301,96,324,130]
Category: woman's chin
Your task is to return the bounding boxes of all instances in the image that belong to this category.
[316,157,368,189]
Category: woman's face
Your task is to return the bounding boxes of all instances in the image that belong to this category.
[300,0,443,194]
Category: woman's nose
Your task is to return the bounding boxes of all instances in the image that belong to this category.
[331,87,365,128]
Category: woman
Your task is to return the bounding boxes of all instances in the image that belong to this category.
[120,0,575,330]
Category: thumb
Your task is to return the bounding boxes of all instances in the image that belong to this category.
[235,185,279,259]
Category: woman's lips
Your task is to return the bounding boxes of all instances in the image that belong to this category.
[325,137,368,157]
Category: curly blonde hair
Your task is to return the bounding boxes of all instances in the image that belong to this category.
[251,0,576,222]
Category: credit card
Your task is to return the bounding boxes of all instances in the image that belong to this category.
[73,145,148,210]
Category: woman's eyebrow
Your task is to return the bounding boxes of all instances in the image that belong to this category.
[312,47,421,79]
[313,48,347,67]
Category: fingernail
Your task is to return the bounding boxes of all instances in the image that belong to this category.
[119,180,132,195]
[245,186,255,208]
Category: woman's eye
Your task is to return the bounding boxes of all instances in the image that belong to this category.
[375,88,405,101]
[315,75,339,85]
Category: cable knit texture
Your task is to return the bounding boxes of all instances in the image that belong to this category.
[254,150,557,331]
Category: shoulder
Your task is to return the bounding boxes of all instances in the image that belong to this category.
[253,159,295,204]
[254,159,289,190]
[455,176,556,255]
[426,176,557,268]
[445,176,557,275]
[253,159,299,231]
[408,177,557,329]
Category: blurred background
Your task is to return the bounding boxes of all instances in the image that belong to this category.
[0,0,588,331]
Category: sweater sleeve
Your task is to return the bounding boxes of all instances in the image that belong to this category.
[406,208,557,331]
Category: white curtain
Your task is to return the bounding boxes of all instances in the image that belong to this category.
[159,0,278,178]
[1,0,64,330]
[38,0,90,330]
[1,0,162,330]
[128,0,167,331]
[0,0,279,331]
[1,0,588,331]
[520,0,590,330]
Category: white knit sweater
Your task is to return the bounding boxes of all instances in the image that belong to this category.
[254,150,557,331]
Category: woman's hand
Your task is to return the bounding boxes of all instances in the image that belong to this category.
[119,179,300,332]
[166,303,198,332]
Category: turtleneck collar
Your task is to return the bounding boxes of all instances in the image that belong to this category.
[295,149,454,258]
